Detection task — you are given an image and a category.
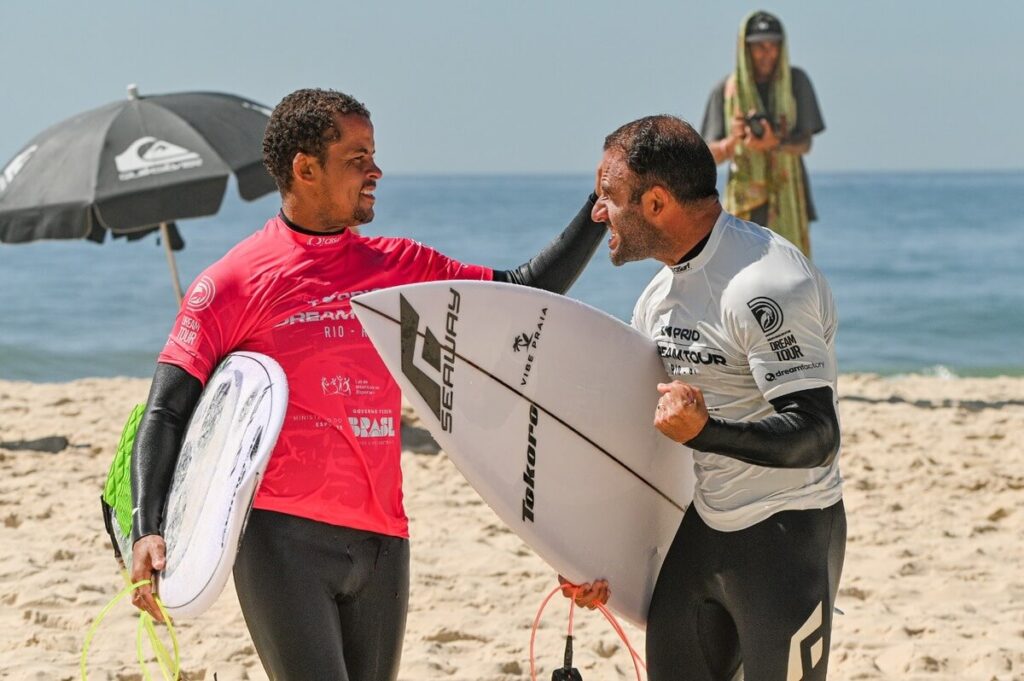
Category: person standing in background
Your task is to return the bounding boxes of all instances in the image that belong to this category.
[701,10,825,257]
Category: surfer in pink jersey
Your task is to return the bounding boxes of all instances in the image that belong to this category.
[569,115,844,681]
[128,88,606,681]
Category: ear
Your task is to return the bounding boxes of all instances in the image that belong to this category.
[291,152,319,188]
[642,185,672,219]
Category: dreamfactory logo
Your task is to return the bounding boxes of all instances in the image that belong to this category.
[399,290,460,433]
[747,296,784,336]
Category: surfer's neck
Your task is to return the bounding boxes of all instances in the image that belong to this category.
[660,201,721,267]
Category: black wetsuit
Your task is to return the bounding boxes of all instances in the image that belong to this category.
[233,511,411,681]
[647,501,846,681]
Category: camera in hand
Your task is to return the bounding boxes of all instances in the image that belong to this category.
[745,112,772,139]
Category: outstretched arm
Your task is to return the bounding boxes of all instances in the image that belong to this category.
[492,193,605,294]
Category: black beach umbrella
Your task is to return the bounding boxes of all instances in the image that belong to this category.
[0,85,277,303]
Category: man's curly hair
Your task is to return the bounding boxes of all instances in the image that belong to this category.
[262,88,371,193]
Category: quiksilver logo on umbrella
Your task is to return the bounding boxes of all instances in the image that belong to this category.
[241,100,273,117]
[0,145,38,193]
[115,137,203,181]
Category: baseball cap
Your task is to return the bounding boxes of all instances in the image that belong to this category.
[745,11,783,43]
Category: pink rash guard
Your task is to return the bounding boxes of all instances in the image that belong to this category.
[158,215,492,538]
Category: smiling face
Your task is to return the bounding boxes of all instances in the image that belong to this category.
[311,114,382,228]
[748,40,781,82]
[591,149,672,266]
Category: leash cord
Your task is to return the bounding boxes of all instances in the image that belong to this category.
[529,581,646,681]
[80,574,180,681]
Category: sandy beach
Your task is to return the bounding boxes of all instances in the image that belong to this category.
[0,373,1021,680]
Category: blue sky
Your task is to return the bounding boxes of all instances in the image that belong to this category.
[2,1,1019,173]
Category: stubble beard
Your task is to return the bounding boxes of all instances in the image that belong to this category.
[315,204,374,229]
[351,206,375,225]
[609,209,670,266]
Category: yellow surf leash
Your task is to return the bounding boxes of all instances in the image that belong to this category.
[80,571,181,680]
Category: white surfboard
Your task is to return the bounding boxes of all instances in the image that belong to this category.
[157,351,287,618]
[352,281,694,627]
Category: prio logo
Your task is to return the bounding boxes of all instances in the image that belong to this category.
[659,325,701,342]
[747,296,784,336]
[0,144,38,193]
[186,276,216,311]
[400,290,460,432]
[115,136,202,181]
[309,288,376,307]
[521,404,540,522]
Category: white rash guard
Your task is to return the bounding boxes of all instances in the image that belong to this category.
[631,210,842,531]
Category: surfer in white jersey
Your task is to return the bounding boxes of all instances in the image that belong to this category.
[569,114,845,681]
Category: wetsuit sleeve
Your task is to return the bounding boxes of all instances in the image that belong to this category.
[686,386,839,468]
[130,362,203,542]
[491,193,605,294]
[134,260,250,542]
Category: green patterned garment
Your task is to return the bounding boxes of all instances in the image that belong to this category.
[102,403,146,558]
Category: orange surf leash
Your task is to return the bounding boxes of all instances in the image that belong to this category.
[529,581,646,681]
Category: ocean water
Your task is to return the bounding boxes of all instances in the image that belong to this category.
[0,172,1021,382]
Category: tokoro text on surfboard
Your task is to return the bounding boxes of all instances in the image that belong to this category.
[399,289,459,432]
[521,404,540,522]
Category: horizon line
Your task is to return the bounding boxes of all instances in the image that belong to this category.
[372,167,1024,177]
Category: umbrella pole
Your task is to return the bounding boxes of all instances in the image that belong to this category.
[160,222,184,306]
